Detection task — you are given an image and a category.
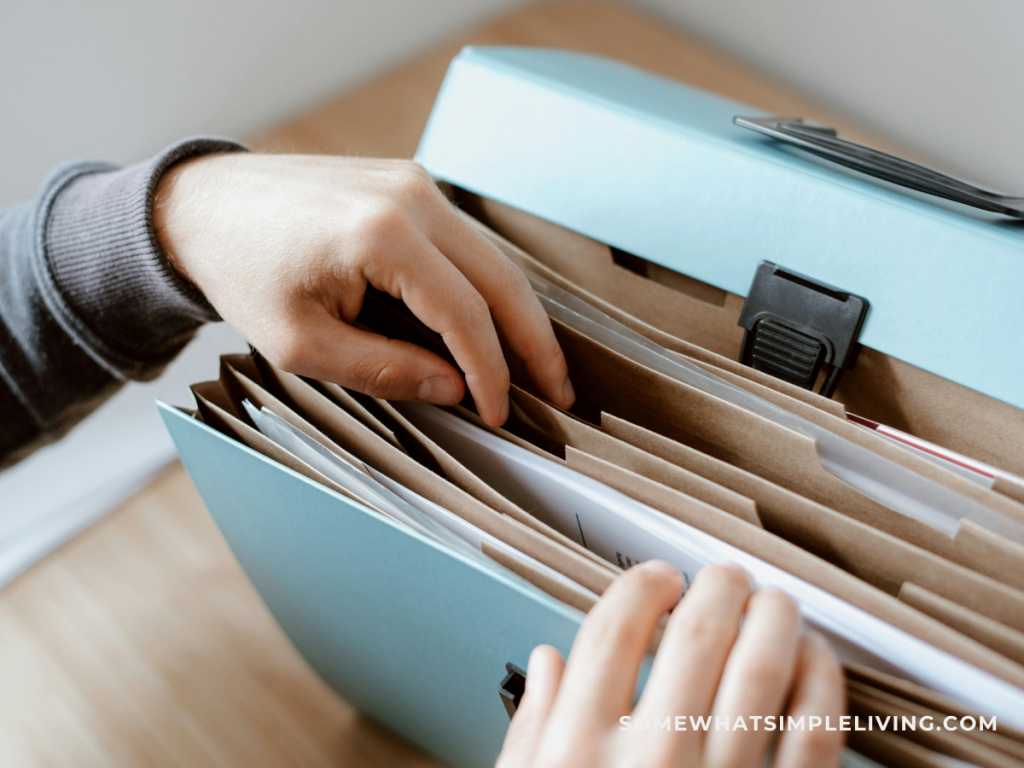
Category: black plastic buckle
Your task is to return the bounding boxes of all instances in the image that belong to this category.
[737,262,869,398]
[499,662,527,720]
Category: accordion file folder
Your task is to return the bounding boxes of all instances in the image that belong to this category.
[162,48,1024,768]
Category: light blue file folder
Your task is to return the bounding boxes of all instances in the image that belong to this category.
[162,47,1019,768]
[160,402,583,768]
[416,47,1024,412]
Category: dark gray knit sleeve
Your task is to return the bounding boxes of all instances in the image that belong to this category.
[0,137,247,469]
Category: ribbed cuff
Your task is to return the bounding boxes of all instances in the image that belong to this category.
[38,137,247,381]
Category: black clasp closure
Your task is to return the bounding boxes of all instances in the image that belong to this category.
[499,662,527,720]
[737,261,868,398]
[734,116,1024,219]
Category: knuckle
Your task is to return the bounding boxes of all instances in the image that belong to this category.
[676,612,734,649]
[368,363,403,397]
[462,290,492,322]
[742,657,787,694]
[405,160,432,180]
[348,357,402,398]
[392,167,435,202]
[357,201,408,245]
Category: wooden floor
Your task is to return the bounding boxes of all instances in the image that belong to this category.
[0,3,896,766]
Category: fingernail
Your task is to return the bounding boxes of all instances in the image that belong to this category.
[418,376,459,404]
[562,376,576,407]
[526,645,555,691]
[499,394,510,424]
[641,560,680,579]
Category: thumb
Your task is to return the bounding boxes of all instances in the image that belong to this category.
[496,646,565,768]
[266,312,465,405]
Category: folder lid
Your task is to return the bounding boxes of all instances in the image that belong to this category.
[416,46,1024,411]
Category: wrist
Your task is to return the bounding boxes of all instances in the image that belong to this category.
[43,137,246,379]
[153,154,206,288]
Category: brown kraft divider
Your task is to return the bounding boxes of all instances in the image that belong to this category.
[507,387,763,527]
[550,319,1024,594]
[220,361,369,472]
[601,413,1024,630]
[480,541,597,615]
[191,381,366,507]
[898,584,1024,667]
[316,380,406,452]
[848,730,965,768]
[995,476,1024,506]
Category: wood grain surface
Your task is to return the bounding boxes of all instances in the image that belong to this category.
[0,3,894,766]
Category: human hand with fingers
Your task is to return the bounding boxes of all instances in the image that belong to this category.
[153,153,574,426]
[497,562,845,768]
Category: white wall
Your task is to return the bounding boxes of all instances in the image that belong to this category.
[629,0,1024,192]
[4,1,1019,205]
[0,0,525,205]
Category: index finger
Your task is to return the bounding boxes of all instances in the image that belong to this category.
[540,561,683,739]
[430,206,575,411]
[362,231,511,425]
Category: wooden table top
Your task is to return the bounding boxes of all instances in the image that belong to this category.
[0,3,897,766]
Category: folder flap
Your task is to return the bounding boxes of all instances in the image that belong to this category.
[481,540,597,615]
[417,46,1024,411]
[219,359,368,473]
[509,386,763,528]
[995,476,1024,506]
[899,583,1024,668]
[952,521,1024,593]
[290,377,405,453]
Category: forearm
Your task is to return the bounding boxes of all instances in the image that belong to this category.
[0,138,245,469]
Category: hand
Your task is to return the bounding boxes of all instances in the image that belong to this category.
[497,562,844,768]
[153,153,575,426]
